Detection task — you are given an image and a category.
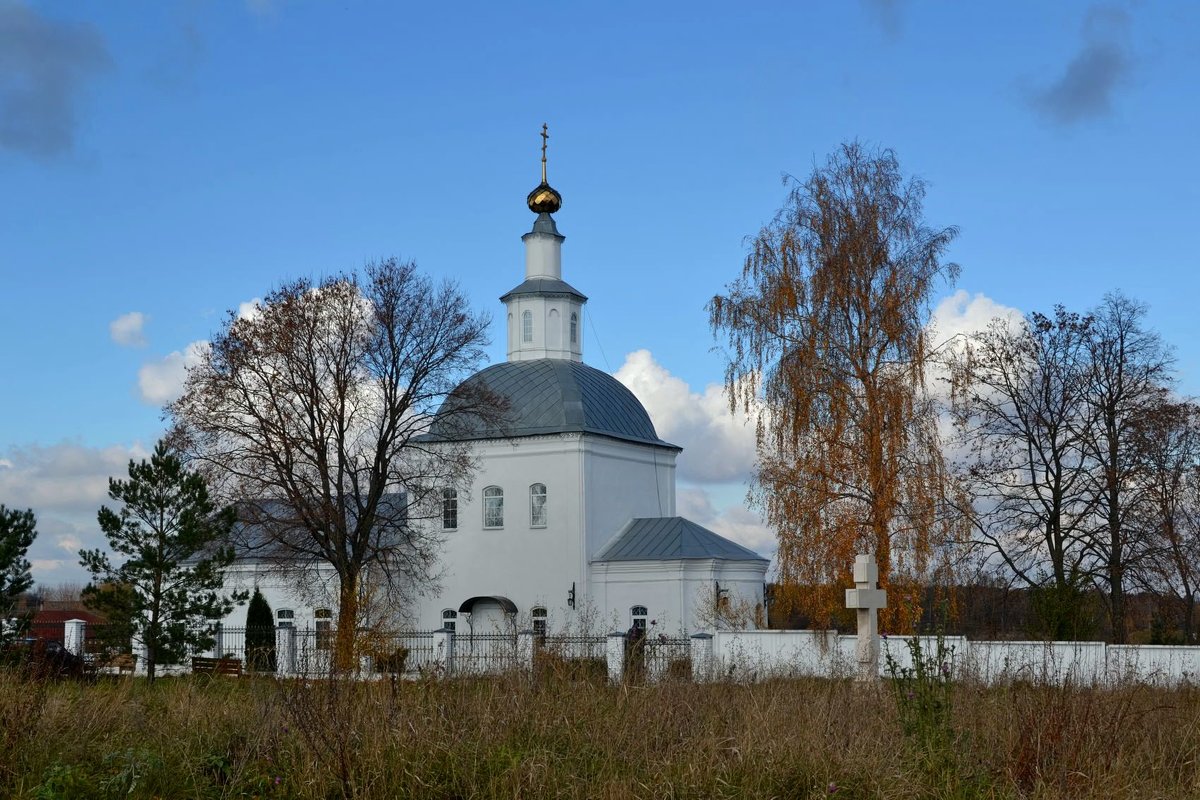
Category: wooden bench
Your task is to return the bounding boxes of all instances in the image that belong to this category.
[85,652,137,676]
[191,656,243,677]
[110,653,138,675]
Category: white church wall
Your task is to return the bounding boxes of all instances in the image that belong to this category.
[413,434,587,631]
[218,561,340,631]
[590,559,766,634]
[580,437,677,560]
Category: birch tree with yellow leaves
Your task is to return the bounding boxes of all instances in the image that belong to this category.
[709,142,961,629]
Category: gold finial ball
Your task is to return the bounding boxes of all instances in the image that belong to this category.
[527,182,562,214]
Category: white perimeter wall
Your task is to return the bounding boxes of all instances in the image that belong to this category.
[702,630,1200,686]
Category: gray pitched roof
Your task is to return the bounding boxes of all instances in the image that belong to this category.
[593,517,769,563]
[424,359,679,449]
[499,278,587,303]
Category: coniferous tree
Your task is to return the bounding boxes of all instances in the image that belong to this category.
[0,506,37,646]
[80,441,246,681]
[244,587,276,672]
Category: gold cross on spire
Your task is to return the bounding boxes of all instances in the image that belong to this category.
[540,123,549,183]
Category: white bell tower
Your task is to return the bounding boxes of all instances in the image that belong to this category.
[502,125,587,362]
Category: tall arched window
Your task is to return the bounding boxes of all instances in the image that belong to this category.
[483,486,504,528]
[570,313,578,345]
[441,488,458,530]
[522,310,533,343]
[532,606,547,639]
[315,608,333,651]
[529,483,547,527]
[441,609,457,632]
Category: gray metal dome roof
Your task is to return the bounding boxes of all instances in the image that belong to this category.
[427,359,678,449]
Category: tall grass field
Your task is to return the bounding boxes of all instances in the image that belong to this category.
[1,669,1198,799]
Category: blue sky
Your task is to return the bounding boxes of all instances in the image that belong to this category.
[2,0,1198,585]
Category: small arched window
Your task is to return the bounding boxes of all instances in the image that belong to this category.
[483,486,504,528]
[442,488,458,530]
[277,608,294,629]
[570,313,578,345]
[441,609,457,632]
[530,483,547,527]
[315,608,333,651]
[532,606,547,639]
[631,605,648,631]
[522,310,533,343]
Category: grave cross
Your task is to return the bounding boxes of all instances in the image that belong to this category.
[845,553,887,682]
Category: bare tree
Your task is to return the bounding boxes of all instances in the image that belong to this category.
[946,307,1098,638]
[709,142,960,628]
[169,259,499,668]
[1134,400,1200,643]
[1079,292,1173,642]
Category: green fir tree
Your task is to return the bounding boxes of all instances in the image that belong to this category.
[0,506,37,646]
[80,441,246,681]
[244,587,276,672]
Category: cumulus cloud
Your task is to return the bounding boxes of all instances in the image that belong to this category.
[109,311,148,347]
[0,2,111,158]
[614,350,757,484]
[1027,5,1133,125]
[929,289,1024,352]
[237,297,263,321]
[137,340,209,405]
[0,440,150,584]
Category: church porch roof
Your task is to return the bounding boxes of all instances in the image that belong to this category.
[592,517,769,564]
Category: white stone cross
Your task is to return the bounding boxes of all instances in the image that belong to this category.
[845,553,887,682]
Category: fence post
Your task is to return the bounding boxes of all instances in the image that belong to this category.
[275,625,296,678]
[432,627,455,677]
[517,629,535,677]
[690,632,714,683]
[606,631,626,684]
[63,619,86,657]
[133,634,148,676]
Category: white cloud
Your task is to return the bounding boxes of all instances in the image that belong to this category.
[137,340,210,405]
[237,297,262,321]
[109,311,148,347]
[0,440,151,585]
[677,487,775,559]
[614,350,757,484]
[929,290,1023,350]
[56,534,81,553]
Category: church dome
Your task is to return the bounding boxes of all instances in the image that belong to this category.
[427,359,677,449]
[526,182,562,214]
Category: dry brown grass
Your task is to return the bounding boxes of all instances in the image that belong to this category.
[1,670,1198,799]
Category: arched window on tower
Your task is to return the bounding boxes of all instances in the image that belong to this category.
[532,606,547,640]
[441,609,457,632]
[483,486,504,528]
[522,311,533,343]
[570,313,578,345]
[530,483,547,527]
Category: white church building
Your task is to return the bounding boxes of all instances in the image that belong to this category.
[219,142,768,638]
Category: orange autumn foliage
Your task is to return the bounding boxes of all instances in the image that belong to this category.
[710,142,961,631]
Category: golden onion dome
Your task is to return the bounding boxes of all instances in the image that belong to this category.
[527,181,562,214]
